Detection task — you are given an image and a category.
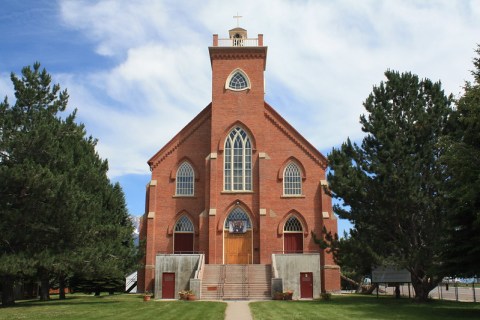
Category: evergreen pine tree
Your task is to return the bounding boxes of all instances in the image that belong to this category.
[440,46,480,277]
[0,63,137,306]
[328,70,453,301]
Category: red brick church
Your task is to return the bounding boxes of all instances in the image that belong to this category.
[138,26,340,300]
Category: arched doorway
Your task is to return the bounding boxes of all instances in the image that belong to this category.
[223,207,253,264]
[174,215,194,253]
[283,216,303,253]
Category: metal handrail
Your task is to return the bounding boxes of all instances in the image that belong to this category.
[126,274,137,288]
[272,250,320,254]
[156,251,205,255]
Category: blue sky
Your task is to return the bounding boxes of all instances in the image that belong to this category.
[1,0,479,235]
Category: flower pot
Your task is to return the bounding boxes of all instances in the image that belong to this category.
[274,292,284,300]
[284,293,293,300]
[187,294,196,301]
[143,295,151,301]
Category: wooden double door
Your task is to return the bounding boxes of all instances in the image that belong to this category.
[284,233,303,253]
[174,233,194,253]
[224,230,252,264]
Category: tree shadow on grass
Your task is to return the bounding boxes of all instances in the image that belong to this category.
[315,295,480,319]
[251,295,480,320]
[8,295,123,309]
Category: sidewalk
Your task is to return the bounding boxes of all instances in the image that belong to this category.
[224,300,253,320]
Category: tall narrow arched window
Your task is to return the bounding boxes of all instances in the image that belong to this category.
[176,162,194,196]
[224,127,252,191]
[283,215,304,253]
[283,162,302,195]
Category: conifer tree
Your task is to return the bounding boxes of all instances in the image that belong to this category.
[328,70,453,301]
[440,46,480,276]
[0,63,136,306]
[0,63,69,303]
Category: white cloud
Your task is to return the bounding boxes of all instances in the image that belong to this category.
[57,0,480,177]
[0,73,13,102]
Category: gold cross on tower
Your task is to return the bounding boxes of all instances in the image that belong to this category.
[233,13,242,27]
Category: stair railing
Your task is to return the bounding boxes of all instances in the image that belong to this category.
[220,265,226,299]
[243,265,248,298]
[125,273,137,293]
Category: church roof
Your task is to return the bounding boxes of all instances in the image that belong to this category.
[147,101,328,170]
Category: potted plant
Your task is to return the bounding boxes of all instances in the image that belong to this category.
[185,290,196,301]
[274,291,284,300]
[143,290,152,301]
[179,290,188,300]
[283,290,293,300]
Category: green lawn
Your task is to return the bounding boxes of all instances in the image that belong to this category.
[0,294,226,320]
[3,294,480,320]
[250,295,480,320]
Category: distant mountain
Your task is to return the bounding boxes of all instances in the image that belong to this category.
[130,215,141,246]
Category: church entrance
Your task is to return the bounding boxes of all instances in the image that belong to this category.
[223,207,253,264]
[283,215,304,253]
[173,215,194,253]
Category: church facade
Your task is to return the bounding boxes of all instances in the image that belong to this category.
[138,27,340,299]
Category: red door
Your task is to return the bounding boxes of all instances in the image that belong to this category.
[162,273,175,299]
[300,272,313,298]
[174,233,194,253]
[284,233,303,253]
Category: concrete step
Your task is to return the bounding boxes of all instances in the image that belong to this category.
[200,264,272,300]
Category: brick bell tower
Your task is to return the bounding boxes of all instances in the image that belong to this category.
[206,28,267,264]
[208,28,267,145]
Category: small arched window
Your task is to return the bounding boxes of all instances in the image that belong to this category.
[224,207,252,230]
[283,162,302,195]
[229,72,247,89]
[284,216,303,232]
[176,162,194,196]
[226,69,251,91]
[224,127,252,191]
[175,215,194,232]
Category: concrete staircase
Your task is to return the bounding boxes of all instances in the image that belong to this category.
[201,264,271,300]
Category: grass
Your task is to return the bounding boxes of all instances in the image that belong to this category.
[3,293,480,320]
[249,294,480,320]
[0,294,226,320]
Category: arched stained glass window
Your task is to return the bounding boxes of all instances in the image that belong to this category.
[283,162,302,195]
[224,207,252,229]
[284,216,303,232]
[229,72,248,90]
[224,127,252,191]
[174,215,194,232]
[226,69,250,91]
[176,162,194,195]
